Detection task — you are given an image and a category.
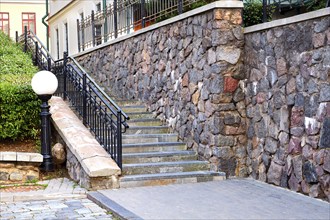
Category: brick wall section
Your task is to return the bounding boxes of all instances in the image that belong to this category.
[76,7,246,177]
[244,15,330,201]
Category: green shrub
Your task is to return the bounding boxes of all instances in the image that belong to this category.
[0,31,40,140]
[243,0,275,27]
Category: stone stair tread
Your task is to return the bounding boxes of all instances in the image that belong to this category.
[122,142,185,147]
[128,118,160,122]
[122,105,146,108]
[122,133,177,138]
[122,150,195,158]
[128,125,168,129]
[122,160,208,168]
[120,171,225,181]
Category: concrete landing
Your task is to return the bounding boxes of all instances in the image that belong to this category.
[88,178,330,220]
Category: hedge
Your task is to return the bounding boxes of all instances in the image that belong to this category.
[0,31,40,140]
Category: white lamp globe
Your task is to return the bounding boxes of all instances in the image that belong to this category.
[31,70,58,95]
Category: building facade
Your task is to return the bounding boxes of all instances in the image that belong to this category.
[0,0,46,43]
[48,0,112,59]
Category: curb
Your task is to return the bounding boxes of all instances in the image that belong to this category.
[0,192,86,203]
[88,191,142,220]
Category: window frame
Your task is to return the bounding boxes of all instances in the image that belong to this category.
[0,12,10,36]
[22,12,36,34]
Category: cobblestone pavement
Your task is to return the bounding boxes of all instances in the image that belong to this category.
[0,198,113,220]
[0,178,113,219]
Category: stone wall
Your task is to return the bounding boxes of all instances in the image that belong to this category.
[0,152,42,184]
[76,4,246,177]
[244,15,330,200]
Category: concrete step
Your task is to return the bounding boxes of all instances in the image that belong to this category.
[122,133,178,144]
[122,161,210,175]
[122,105,147,113]
[122,142,187,153]
[114,99,142,106]
[128,118,163,127]
[119,171,226,188]
[122,150,197,163]
[127,112,154,120]
[125,126,170,135]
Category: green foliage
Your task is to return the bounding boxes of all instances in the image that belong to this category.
[0,32,37,75]
[305,0,327,11]
[0,31,40,141]
[243,0,275,27]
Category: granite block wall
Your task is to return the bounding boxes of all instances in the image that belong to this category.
[77,7,247,177]
[244,15,330,200]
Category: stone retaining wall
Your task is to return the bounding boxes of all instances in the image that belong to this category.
[76,2,246,177]
[0,152,42,184]
[49,96,121,190]
[74,3,329,201]
[244,13,330,200]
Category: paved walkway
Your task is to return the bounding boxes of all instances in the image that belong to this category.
[0,178,86,203]
[0,178,113,220]
[89,178,330,220]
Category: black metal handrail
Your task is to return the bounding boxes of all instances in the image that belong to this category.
[77,0,214,51]
[18,28,129,168]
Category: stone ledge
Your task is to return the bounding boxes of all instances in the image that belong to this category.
[244,8,330,34]
[49,96,121,188]
[0,152,43,162]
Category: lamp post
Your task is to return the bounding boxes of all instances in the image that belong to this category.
[31,70,58,172]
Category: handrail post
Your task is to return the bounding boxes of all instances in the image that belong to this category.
[103,4,108,43]
[24,26,28,52]
[117,110,122,169]
[178,0,183,14]
[141,0,146,28]
[92,10,96,47]
[77,19,81,52]
[34,41,38,66]
[114,0,118,38]
[47,55,51,71]
[82,73,87,125]
[15,31,18,43]
[262,0,267,22]
[63,52,68,100]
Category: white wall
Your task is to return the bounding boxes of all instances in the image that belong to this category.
[48,0,113,59]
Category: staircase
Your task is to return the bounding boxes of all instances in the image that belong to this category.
[115,99,226,188]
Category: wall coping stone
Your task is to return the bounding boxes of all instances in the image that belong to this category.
[244,8,330,34]
[73,0,243,58]
[49,96,121,177]
[0,152,43,162]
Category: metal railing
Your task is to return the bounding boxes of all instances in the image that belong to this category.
[77,0,213,51]
[17,28,129,168]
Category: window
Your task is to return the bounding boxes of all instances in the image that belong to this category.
[56,28,59,59]
[96,3,101,12]
[22,13,36,33]
[64,23,68,53]
[0,13,10,36]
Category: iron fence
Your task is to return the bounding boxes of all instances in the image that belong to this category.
[77,0,213,51]
[17,28,129,168]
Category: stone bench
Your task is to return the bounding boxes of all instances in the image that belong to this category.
[0,152,43,183]
[49,96,121,190]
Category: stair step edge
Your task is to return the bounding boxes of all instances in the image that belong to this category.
[122,142,186,147]
[122,160,209,167]
[122,151,196,157]
[120,171,226,181]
